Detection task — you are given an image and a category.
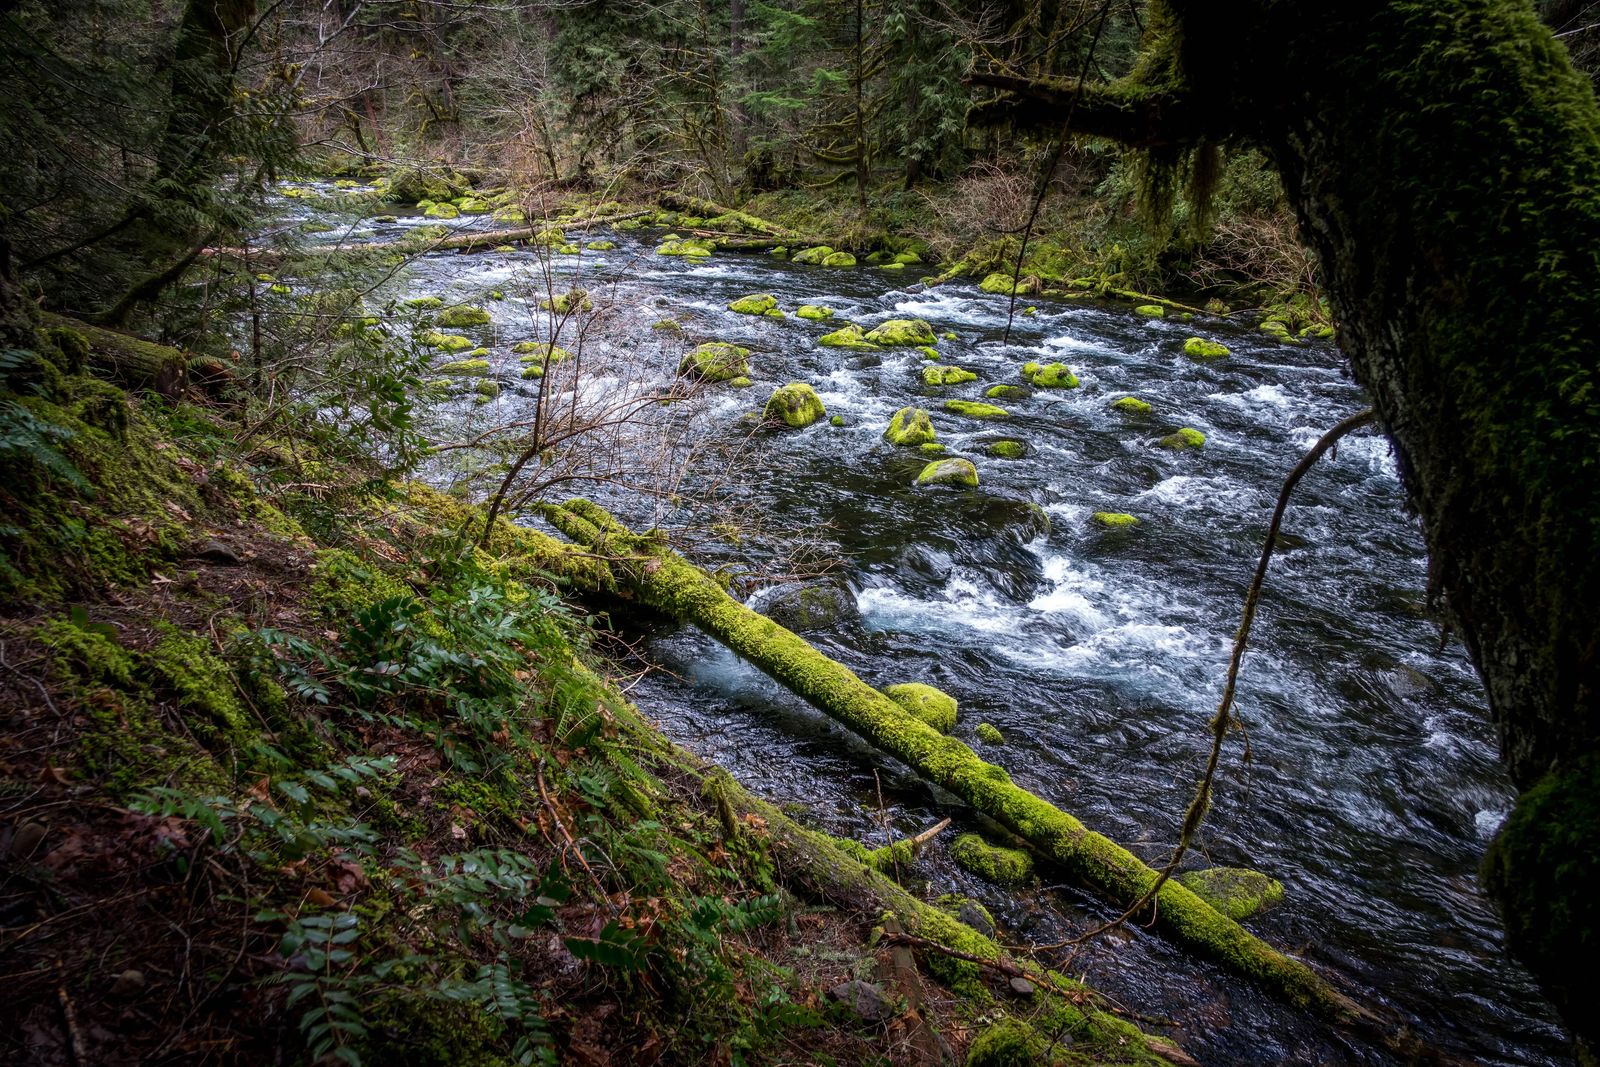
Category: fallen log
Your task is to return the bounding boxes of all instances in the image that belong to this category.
[41,313,234,399]
[541,498,1364,1023]
[657,192,802,239]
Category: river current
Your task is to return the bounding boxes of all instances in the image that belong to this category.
[271,183,1569,1065]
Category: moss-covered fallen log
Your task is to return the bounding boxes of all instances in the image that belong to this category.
[657,192,801,238]
[42,313,233,398]
[541,499,1364,1023]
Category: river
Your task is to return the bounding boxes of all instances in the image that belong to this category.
[270,182,1569,1066]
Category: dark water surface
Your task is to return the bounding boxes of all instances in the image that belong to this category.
[272,183,1570,1065]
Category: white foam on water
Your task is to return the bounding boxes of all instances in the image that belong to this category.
[1137,475,1264,513]
[857,573,1020,637]
[1041,333,1110,356]
[1473,808,1508,838]
[890,294,994,327]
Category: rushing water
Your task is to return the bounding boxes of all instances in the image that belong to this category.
[272,183,1570,1065]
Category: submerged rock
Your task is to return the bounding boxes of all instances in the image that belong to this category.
[882,682,958,733]
[916,457,978,487]
[943,399,1008,419]
[1021,361,1079,388]
[1178,867,1285,921]
[796,304,834,320]
[1110,395,1152,415]
[864,318,936,346]
[728,293,779,315]
[1159,427,1207,450]
[1184,337,1230,360]
[949,833,1033,885]
[763,382,827,427]
[922,365,977,386]
[764,583,861,633]
[884,406,937,446]
[679,342,751,382]
[817,323,881,351]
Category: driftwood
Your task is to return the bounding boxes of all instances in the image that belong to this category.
[541,499,1364,1023]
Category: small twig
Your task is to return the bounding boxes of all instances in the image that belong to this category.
[54,958,87,1067]
[535,760,612,909]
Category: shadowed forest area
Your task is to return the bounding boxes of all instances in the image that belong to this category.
[1,2,1597,1065]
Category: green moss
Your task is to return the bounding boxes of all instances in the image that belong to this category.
[817,323,881,351]
[729,376,753,389]
[1183,337,1230,360]
[1159,427,1207,450]
[435,359,490,377]
[585,239,617,251]
[919,442,947,455]
[965,1019,1042,1067]
[420,331,474,352]
[864,318,936,346]
[651,318,684,333]
[763,383,827,428]
[942,331,958,340]
[829,414,845,427]
[435,305,491,328]
[423,202,460,219]
[821,251,857,267]
[884,406,937,447]
[1134,304,1165,317]
[915,458,978,487]
[540,289,592,314]
[979,273,1022,295]
[679,342,750,382]
[146,624,255,750]
[1111,396,1153,415]
[988,440,1025,459]
[515,343,572,364]
[986,385,1028,400]
[923,365,977,386]
[882,682,958,733]
[917,345,941,360]
[1021,361,1079,388]
[943,399,1008,419]
[728,293,779,315]
[1091,511,1139,528]
[974,723,1004,745]
[949,833,1033,885]
[352,990,513,1067]
[474,381,500,402]
[796,305,834,321]
[656,237,716,257]
[790,245,835,264]
[1178,867,1285,921]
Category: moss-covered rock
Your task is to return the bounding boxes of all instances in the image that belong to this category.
[385,166,461,203]
[1021,361,1079,388]
[949,834,1033,885]
[919,442,947,455]
[1299,323,1336,340]
[817,324,881,351]
[1091,511,1139,528]
[865,318,936,346]
[965,1019,1043,1067]
[1178,867,1285,922]
[821,251,857,267]
[790,245,835,264]
[420,331,474,352]
[728,293,779,315]
[830,414,845,426]
[729,376,753,388]
[763,383,827,428]
[884,407,937,447]
[916,458,978,487]
[944,399,1008,419]
[457,197,491,214]
[917,345,941,361]
[423,202,460,219]
[473,381,500,403]
[651,318,684,333]
[882,682,958,733]
[796,305,834,321]
[988,440,1026,459]
[516,343,573,368]
[656,237,715,257]
[985,385,1029,401]
[895,250,923,265]
[974,722,1004,745]
[679,342,751,382]
[436,359,490,377]
[1184,337,1230,360]
[540,289,592,314]
[1134,304,1166,317]
[1159,427,1207,450]
[436,305,491,328]
[923,365,978,386]
[1110,396,1153,415]
[585,240,617,251]
[979,273,1022,295]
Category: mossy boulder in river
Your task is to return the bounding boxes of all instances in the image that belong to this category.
[436,305,491,328]
[790,245,835,265]
[821,251,857,267]
[949,833,1033,885]
[817,324,880,351]
[1134,304,1166,317]
[922,365,977,386]
[435,359,490,377]
[884,406,937,447]
[421,331,474,352]
[1177,867,1284,921]
[1021,361,1079,388]
[423,202,460,219]
[882,682,958,733]
[943,399,1008,419]
[1184,337,1230,360]
[764,583,861,633]
[728,293,779,315]
[585,240,617,251]
[979,273,1022,295]
[385,166,462,203]
[915,457,978,487]
[986,384,1029,401]
[541,289,593,314]
[406,296,445,310]
[1159,427,1207,450]
[796,305,834,321]
[656,237,715,257]
[974,722,1004,745]
[864,318,935,346]
[988,440,1026,459]
[1091,511,1139,528]
[763,383,827,428]
[1110,395,1153,415]
[678,342,750,382]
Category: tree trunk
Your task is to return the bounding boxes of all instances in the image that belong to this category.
[978,0,1600,1049]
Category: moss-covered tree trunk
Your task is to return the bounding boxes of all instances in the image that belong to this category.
[979,0,1600,1048]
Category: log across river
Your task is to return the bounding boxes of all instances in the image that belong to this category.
[260,179,1572,1066]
